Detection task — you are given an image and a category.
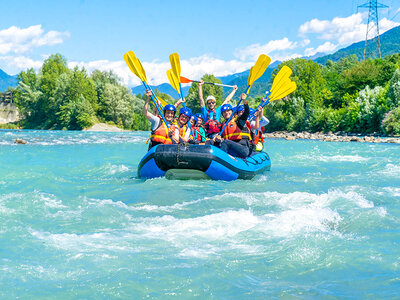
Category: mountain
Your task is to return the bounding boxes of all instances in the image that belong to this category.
[0,69,18,92]
[316,25,400,65]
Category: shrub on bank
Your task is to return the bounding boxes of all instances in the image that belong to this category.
[382,107,400,136]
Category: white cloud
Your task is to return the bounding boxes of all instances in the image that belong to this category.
[301,39,311,47]
[0,55,43,72]
[234,38,297,61]
[0,25,70,55]
[305,42,338,57]
[299,13,400,46]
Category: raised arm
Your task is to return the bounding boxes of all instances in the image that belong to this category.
[142,90,156,121]
[174,98,185,108]
[198,80,205,108]
[254,106,262,130]
[221,85,238,105]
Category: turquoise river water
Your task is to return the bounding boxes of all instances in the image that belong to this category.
[0,129,399,299]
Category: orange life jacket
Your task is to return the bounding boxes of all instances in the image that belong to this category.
[221,119,251,141]
[177,123,188,138]
[148,119,172,144]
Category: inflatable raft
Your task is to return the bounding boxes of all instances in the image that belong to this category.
[138,144,271,181]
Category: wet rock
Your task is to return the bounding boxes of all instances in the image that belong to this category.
[15,138,27,144]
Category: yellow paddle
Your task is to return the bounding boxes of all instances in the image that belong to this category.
[270,81,297,101]
[220,54,271,134]
[245,54,271,94]
[166,69,180,94]
[270,66,292,95]
[123,51,169,126]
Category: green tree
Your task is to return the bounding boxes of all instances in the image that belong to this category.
[58,94,95,130]
[387,68,400,108]
[92,70,120,118]
[354,86,389,133]
[381,107,400,136]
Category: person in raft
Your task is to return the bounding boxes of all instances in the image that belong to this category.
[212,93,253,158]
[169,107,195,144]
[249,106,269,151]
[198,81,238,132]
[143,90,177,149]
[191,114,206,143]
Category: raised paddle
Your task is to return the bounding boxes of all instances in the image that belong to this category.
[270,66,292,95]
[219,54,271,135]
[167,56,195,137]
[249,66,294,119]
[179,76,236,88]
[248,80,297,120]
[167,69,180,94]
[123,51,169,127]
[169,53,186,102]
[245,54,271,95]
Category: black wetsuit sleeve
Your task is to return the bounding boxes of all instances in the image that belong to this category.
[237,103,249,130]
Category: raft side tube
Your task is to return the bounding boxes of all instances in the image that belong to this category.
[137,144,271,180]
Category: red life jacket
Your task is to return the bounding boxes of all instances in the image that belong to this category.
[204,119,221,135]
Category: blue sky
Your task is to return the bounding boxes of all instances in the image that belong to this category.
[1,0,399,86]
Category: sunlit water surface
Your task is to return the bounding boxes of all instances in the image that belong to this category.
[1,130,399,298]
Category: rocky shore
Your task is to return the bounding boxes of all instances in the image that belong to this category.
[264,131,400,144]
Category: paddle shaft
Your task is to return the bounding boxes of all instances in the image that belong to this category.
[187,79,235,88]
[176,82,195,137]
[248,91,271,120]
[143,81,169,128]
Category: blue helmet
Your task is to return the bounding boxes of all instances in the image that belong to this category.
[236,105,245,112]
[195,113,204,120]
[191,115,198,124]
[179,107,192,119]
[221,104,233,113]
[163,104,176,113]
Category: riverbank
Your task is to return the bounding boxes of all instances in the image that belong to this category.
[264,131,400,144]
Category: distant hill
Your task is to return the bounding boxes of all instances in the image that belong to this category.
[316,25,400,65]
[0,69,18,92]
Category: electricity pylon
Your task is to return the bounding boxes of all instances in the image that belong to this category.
[358,0,388,59]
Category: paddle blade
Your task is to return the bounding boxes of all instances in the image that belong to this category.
[180,76,193,83]
[248,54,271,86]
[123,51,147,82]
[169,53,181,80]
[271,77,291,97]
[270,81,297,101]
[167,69,180,93]
[157,97,167,107]
[270,66,292,94]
